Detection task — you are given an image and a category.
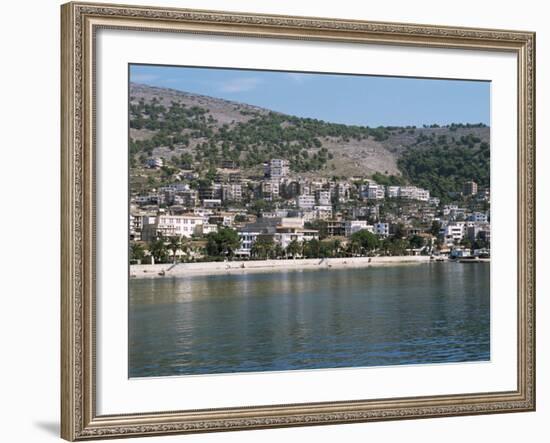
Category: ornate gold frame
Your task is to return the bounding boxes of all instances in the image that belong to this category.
[61,1,536,440]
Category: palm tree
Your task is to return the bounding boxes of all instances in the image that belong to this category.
[332,239,342,257]
[149,238,168,264]
[287,240,302,259]
[168,236,182,264]
[251,236,275,259]
[130,242,145,263]
[178,239,190,262]
[274,243,284,260]
[347,238,361,257]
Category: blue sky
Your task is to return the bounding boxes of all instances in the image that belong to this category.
[130,64,490,127]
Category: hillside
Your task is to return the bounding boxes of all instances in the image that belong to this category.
[129,83,490,197]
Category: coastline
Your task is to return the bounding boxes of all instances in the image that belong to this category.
[130,256,434,279]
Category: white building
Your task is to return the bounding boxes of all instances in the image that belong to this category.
[451,248,472,258]
[203,199,222,208]
[345,220,374,237]
[274,227,319,251]
[386,185,430,201]
[468,212,489,223]
[199,223,218,236]
[314,205,333,220]
[235,217,316,257]
[315,189,331,206]
[335,182,351,203]
[466,223,491,244]
[222,183,242,202]
[261,180,280,201]
[441,222,466,245]
[374,222,390,237]
[363,183,385,200]
[399,186,418,200]
[142,214,207,241]
[130,213,145,241]
[235,229,262,257]
[296,194,316,209]
[416,188,430,201]
[134,194,160,206]
[265,159,290,179]
[146,157,163,169]
[387,186,400,198]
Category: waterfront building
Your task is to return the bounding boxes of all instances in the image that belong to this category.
[235,227,262,257]
[274,227,319,250]
[441,222,466,245]
[130,213,143,241]
[326,220,346,237]
[142,213,207,241]
[235,217,316,257]
[451,248,472,258]
[466,222,491,244]
[345,220,374,237]
[374,222,390,237]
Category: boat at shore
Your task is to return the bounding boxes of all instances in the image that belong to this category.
[457,256,490,263]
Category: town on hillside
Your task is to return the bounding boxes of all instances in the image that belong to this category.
[129,157,490,264]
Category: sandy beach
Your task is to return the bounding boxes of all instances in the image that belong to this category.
[130,256,433,279]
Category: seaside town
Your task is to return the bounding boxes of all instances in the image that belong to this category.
[126,73,493,379]
[129,157,490,266]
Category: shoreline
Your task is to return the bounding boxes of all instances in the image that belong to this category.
[130,256,435,279]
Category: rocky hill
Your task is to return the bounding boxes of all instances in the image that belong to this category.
[129,83,490,196]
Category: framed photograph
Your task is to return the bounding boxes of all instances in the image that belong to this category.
[61,1,536,440]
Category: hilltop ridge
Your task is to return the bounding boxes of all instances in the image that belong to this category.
[129,82,490,197]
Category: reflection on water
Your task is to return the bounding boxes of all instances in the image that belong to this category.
[129,263,490,377]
